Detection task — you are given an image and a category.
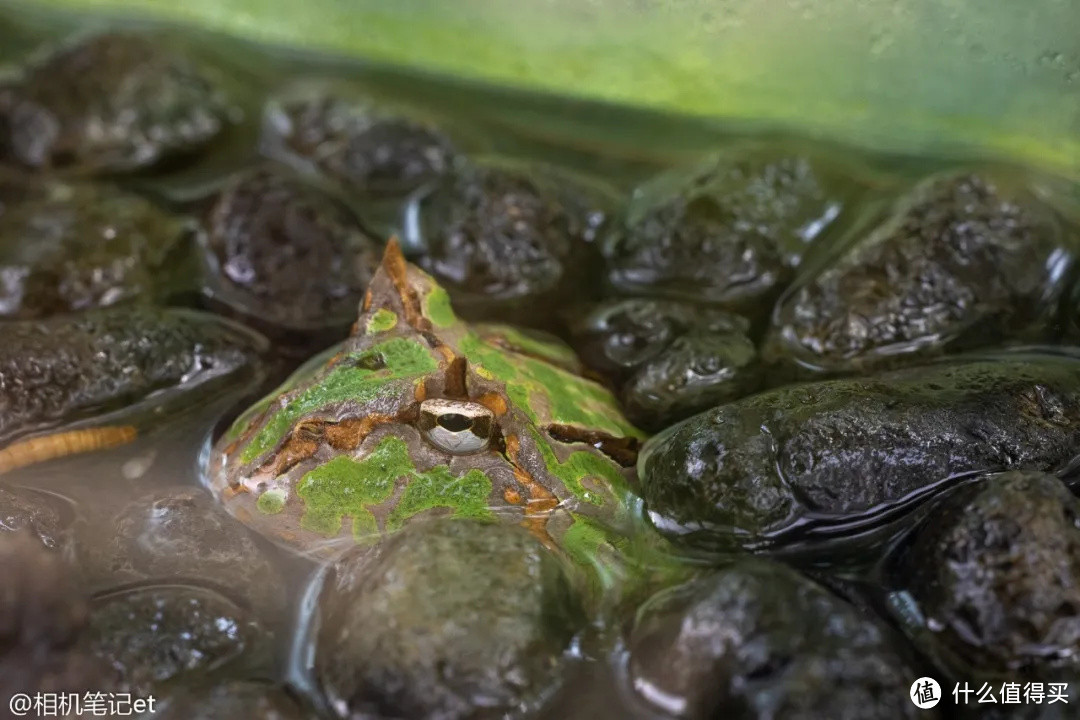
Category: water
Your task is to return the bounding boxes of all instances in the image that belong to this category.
[1,3,1079,719]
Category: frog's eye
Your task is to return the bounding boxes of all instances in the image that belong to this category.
[418,399,494,455]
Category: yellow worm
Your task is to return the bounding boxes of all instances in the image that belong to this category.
[0,426,138,475]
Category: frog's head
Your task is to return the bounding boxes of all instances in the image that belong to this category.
[209,241,643,557]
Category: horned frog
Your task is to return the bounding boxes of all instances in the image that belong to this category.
[208,242,645,561]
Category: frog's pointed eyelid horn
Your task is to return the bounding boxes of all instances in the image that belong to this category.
[363,237,431,332]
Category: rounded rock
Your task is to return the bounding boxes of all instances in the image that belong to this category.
[314,519,584,719]
[602,152,842,315]
[629,558,924,719]
[888,470,1080,676]
[77,486,286,617]
[85,584,269,696]
[0,32,230,173]
[198,167,382,332]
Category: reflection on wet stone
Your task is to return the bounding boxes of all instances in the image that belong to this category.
[639,356,1080,550]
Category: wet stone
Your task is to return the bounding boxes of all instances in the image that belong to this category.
[572,298,760,430]
[261,90,458,197]
[315,519,584,720]
[0,532,104,698]
[0,483,69,550]
[628,557,924,720]
[887,471,1080,677]
[0,305,264,444]
[198,166,382,332]
[601,152,842,316]
[86,584,269,697]
[77,487,286,617]
[0,32,230,173]
[638,356,1080,550]
[402,160,607,328]
[767,171,1077,374]
[152,679,310,720]
[0,176,189,319]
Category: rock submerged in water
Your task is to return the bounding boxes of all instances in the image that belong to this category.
[572,298,761,431]
[77,486,286,617]
[601,151,844,317]
[887,470,1080,678]
[0,176,189,320]
[766,171,1078,374]
[402,160,608,329]
[0,32,230,173]
[314,519,584,720]
[0,306,264,444]
[260,88,459,198]
[85,584,270,697]
[197,166,382,333]
[0,483,70,550]
[638,356,1080,550]
[628,557,925,720]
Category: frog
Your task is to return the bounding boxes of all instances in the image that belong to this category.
[207,241,646,562]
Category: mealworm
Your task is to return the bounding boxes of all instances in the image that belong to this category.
[0,426,138,475]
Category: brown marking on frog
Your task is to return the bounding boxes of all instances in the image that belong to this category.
[504,433,559,548]
[382,239,431,332]
[262,418,324,476]
[264,412,407,476]
[443,356,468,399]
[477,392,508,417]
[504,487,524,505]
[324,414,398,452]
[545,423,641,468]
[0,425,137,475]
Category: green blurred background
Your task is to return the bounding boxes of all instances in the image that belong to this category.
[12,0,1080,175]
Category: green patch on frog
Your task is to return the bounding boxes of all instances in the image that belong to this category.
[240,337,438,463]
[365,308,398,334]
[531,426,628,505]
[458,332,641,439]
[256,488,287,514]
[295,435,493,537]
[424,286,457,328]
[477,324,580,370]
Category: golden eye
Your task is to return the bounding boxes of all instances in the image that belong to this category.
[418,399,494,454]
